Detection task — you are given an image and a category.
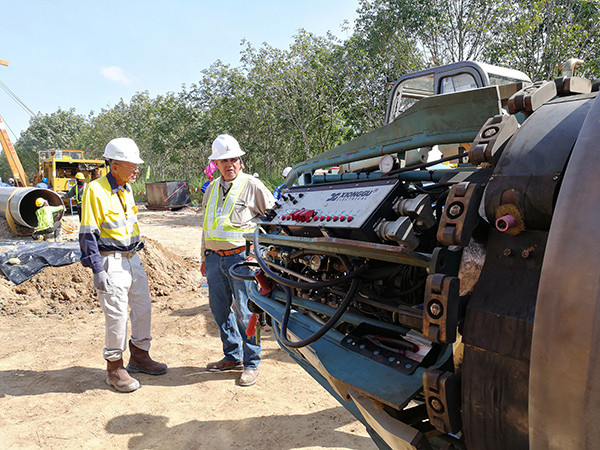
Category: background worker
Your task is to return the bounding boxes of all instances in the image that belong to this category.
[32,198,64,241]
[200,134,275,387]
[35,177,51,189]
[273,166,292,200]
[64,172,86,220]
[79,137,167,393]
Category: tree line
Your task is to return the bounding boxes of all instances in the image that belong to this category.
[3,0,600,190]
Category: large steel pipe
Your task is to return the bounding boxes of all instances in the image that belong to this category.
[0,187,64,233]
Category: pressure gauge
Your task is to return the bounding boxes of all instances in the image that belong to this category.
[379,154,396,174]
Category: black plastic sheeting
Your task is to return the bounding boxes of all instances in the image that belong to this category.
[0,240,81,285]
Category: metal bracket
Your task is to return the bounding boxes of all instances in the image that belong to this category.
[423,368,462,434]
[423,274,460,344]
[554,76,592,96]
[507,80,557,115]
[469,114,519,166]
[437,182,484,247]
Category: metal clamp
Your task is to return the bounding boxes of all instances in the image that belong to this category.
[507,80,557,115]
[423,368,462,434]
[423,274,460,344]
[437,182,483,247]
[469,114,519,166]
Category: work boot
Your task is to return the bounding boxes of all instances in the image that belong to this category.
[239,368,259,387]
[206,358,244,372]
[126,340,168,375]
[106,358,140,393]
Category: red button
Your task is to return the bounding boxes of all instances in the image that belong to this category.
[333,216,339,221]
[326,216,332,221]
[340,216,346,221]
[320,216,325,221]
[281,215,286,220]
[347,216,354,222]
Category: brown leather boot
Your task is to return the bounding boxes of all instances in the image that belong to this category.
[126,340,168,375]
[106,358,140,392]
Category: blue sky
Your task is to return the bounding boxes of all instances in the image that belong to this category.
[0,1,359,141]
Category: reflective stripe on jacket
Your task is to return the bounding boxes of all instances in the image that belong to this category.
[203,173,254,245]
[79,173,140,273]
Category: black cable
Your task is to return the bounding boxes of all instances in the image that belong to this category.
[387,151,469,176]
[252,228,367,289]
[228,261,260,281]
[279,279,360,349]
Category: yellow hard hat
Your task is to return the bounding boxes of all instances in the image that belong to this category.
[35,197,46,208]
[75,172,85,180]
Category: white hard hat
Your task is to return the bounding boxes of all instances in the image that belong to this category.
[209,134,245,160]
[282,166,292,178]
[103,138,144,164]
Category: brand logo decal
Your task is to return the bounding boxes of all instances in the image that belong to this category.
[326,189,375,202]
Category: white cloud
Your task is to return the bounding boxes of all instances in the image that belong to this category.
[100,66,133,85]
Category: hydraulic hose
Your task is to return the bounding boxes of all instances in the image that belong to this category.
[229,261,260,281]
[252,228,367,289]
[279,279,360,349]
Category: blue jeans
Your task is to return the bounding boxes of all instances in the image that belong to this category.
[205,251,260,369]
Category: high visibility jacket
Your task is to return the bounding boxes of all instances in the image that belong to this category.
[79,172,141,273]
[66,183,86,204]
[35,205,63,231]
[203,172,254,246]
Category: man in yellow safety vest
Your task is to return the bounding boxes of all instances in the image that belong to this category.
[64,172,86,220]
[80,138,167,393]
[200,134,275,387]
[32,198,64,241]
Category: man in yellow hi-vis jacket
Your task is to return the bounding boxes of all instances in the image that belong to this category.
[200,134,274,387]
[80,138,167,393]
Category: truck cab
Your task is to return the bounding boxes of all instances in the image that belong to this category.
[386,61,532,123]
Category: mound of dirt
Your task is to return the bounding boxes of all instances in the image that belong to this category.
[0,237,202,318]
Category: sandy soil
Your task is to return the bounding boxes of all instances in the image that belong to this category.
[0,206,374,449]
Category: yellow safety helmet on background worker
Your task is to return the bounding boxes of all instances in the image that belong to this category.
[35,197,47,208]
[209,134,245,160]
[75,172,85,180]
[102,137,144,164]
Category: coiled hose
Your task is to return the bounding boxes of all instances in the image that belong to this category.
[226,228,367,348]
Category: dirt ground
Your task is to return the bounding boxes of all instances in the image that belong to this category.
[0,206,375,449]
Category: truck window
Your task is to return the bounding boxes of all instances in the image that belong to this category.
[440,73,478,93]
[388,74,435,121]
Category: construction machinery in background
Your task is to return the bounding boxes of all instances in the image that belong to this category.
[32,148,108,192]
[240,59,600,449]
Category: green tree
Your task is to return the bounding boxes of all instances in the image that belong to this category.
[10,108,88,179]
[489,0,600,80]
[78,91,201,181]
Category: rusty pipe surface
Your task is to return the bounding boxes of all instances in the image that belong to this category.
[0,187,64,228]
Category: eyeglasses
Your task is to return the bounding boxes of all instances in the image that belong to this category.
[116,162,139,172]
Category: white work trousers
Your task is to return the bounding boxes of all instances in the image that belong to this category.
[96,252,152,361]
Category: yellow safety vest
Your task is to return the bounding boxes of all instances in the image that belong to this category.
[203,173,254,245]
[80,176,140,250]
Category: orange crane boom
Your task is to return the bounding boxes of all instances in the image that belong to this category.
[0,117,29,186]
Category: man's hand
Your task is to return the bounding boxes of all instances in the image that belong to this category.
[93,271,113,293]
[201,261,206,277]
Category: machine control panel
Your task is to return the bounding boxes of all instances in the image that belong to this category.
[260,179,401,230]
